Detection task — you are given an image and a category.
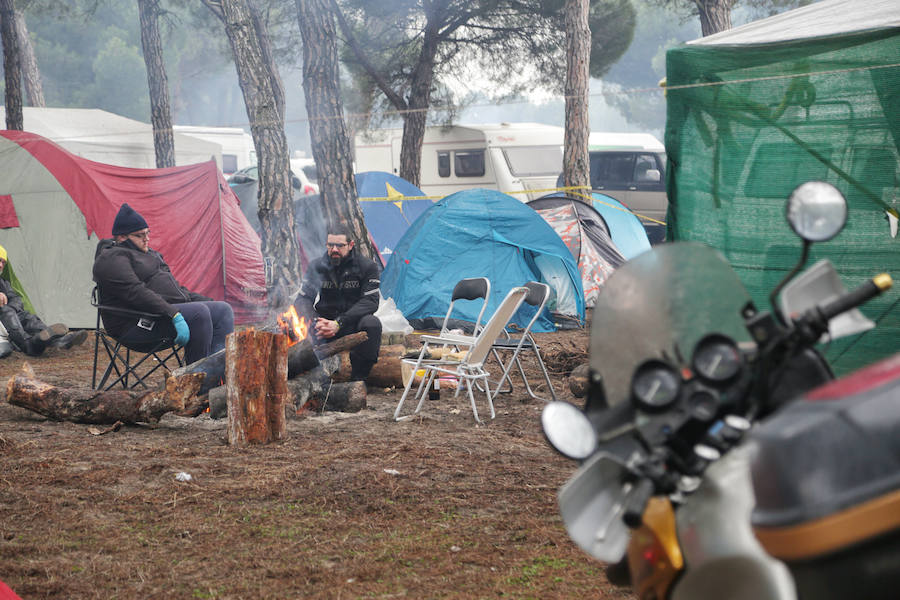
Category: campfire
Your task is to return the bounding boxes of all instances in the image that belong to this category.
[277,306,309,345]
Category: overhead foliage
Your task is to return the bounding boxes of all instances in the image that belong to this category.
[338,0,636,130]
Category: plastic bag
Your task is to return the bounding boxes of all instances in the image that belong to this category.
[375,295,413,335]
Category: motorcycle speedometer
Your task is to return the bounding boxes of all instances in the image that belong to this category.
[691,334,743,384]
[631,359,682,412]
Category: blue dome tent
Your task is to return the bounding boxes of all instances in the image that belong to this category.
[355,171,433,266]
[381,188,585,332]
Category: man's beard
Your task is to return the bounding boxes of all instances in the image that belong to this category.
[329,254,341,266]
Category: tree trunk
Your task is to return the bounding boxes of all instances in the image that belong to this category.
[13,9,42,107]
[138,0,176,168]
[696,0,733,37]
[225,329,288,445]
[398,22,439,188]
[563,0,590,196]
[6,364,193,424]
[296,0,378,262]
[205,0,301,308]
[0,0,22,130]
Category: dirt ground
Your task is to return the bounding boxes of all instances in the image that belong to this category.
[0,318,634,600]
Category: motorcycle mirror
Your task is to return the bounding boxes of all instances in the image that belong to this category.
[542,401,599,460]
[786,181,847,242]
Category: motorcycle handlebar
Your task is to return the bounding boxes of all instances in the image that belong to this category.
[623,478,655,529]
[818,273,892,322]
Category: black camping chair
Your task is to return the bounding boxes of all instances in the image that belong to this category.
[91,286,184,390]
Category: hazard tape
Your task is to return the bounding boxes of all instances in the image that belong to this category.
[356,186,667,226]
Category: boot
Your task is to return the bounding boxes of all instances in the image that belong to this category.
[35,323,68,343]
[1,315,44,356]
[0,340,12,359]
[50,330,88,350]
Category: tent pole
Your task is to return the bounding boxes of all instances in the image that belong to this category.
[217,166,227,298]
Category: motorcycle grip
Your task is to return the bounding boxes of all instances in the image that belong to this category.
[818,273,892,322]
[623,478,655,529]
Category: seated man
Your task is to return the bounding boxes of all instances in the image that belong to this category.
[293,224,382,381]
[0,244,87,358]
[92,203,234,365]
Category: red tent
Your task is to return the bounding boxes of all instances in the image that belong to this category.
[0,130,267,325]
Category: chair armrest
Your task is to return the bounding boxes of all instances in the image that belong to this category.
[95,303,167,320]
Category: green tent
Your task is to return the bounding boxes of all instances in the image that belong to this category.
[665,0,900,374]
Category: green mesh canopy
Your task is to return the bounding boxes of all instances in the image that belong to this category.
[665,8,900,375]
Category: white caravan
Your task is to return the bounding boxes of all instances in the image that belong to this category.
[174,125,256,175]
[353,122,565,201]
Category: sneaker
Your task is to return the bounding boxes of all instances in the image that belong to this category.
[0,341,12,359]
[50,330,88,350]
[36,323,68,343]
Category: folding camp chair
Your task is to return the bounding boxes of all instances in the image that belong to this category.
[91,286,184,390]
[489,281,558,402]
[394,286,529,424]
[435,277,491,341]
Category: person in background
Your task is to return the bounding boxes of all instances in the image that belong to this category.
[92,203,234,364]
[293,223,382,381]
[0,244,87,358]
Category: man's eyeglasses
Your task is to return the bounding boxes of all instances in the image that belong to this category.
[326,242,348,249]
[129,231,150,241]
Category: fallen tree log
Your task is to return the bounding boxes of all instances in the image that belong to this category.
[226,329,289,445]
[6,363,197,424]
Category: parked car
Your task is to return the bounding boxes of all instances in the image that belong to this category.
[557,132,667,244]
[227,162,319,196]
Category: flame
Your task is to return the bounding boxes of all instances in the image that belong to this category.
[277,305,309,345]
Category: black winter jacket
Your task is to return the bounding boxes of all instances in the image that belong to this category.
[0,277,27,316]
[92,239,210,336]
[293,249,380,332]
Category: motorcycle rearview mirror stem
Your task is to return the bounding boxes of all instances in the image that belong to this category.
[770,182,849,325]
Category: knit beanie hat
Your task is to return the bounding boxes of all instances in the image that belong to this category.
[111,203,149,236]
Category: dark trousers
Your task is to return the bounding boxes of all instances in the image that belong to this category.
[0,305,47,355]
[312,314,382,380]
[118,301,234,365]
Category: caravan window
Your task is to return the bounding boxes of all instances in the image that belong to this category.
[503,146,563,176]
[454,150,485,177]
[745,143,833,199]
[438,151,451,177]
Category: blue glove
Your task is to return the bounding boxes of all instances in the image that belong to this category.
[172,312,190,346]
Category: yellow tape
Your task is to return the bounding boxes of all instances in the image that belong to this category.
[356,186,667,227]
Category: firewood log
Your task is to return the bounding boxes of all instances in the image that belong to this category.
[225,330,289,445]
[331,344,406,387]
[569,363,590,398]
[168,331,369,399]
[5,363,195,424]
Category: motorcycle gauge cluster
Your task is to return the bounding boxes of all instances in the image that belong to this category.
[630,359,681,412]
[691,334,743,384]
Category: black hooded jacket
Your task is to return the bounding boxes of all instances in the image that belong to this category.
[293,248,380,332]
[92,239,210,336]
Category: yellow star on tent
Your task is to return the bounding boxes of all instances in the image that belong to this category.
[385,182,405,211]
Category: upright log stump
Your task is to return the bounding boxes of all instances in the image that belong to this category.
[226,330,289,445]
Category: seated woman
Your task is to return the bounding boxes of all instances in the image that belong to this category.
[92,203,234,365]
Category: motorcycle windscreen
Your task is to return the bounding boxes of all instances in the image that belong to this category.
[590,242,752,407]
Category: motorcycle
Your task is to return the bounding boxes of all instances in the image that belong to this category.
[541,181,899,600]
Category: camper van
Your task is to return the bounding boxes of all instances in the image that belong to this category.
[353,123,564,201]
[174,125,256,175]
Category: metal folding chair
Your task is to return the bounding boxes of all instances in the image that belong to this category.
[394,286,529,424]
[91,286,184,390]
[489,281,558,402]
